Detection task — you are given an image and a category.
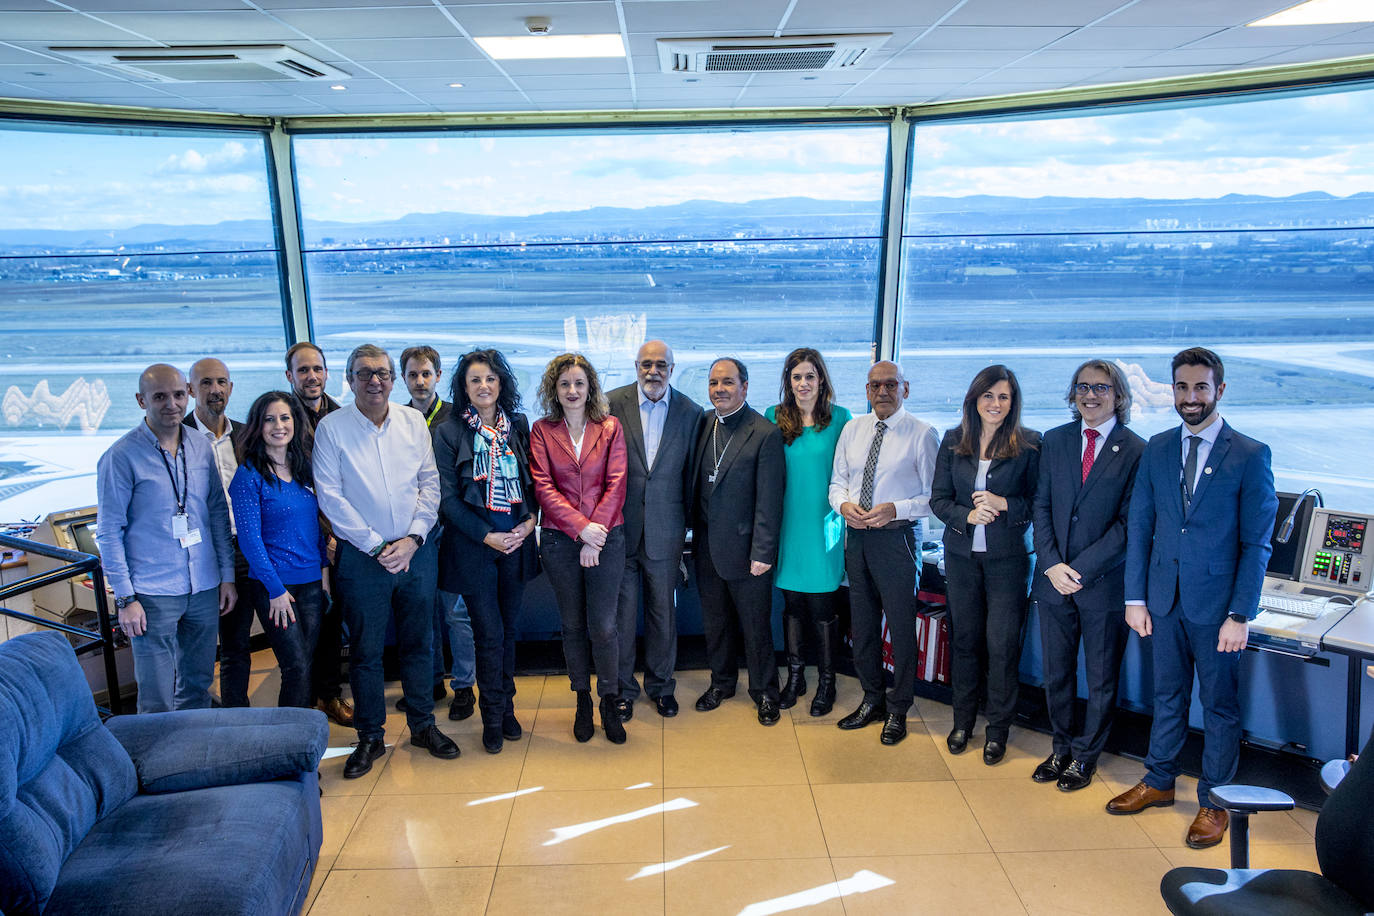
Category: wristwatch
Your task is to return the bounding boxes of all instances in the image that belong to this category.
[1227,612,1249,624]
[408,533,424,548]
[114,595,136,610]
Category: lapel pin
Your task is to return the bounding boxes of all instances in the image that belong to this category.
[1204,467,1212,475]
[1111,445,1119,453]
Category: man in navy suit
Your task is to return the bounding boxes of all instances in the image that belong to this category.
[1031,359,1145,792]
[1106,347,1277,850]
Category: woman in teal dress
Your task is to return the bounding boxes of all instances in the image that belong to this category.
[766,348,852,716]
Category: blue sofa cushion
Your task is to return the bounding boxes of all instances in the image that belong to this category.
[44,772,324,916]
[0,633,138,915]
[105,707,329,794]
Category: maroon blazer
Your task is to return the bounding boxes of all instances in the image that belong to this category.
[529,415,628,541]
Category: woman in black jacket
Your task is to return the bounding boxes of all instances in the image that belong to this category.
[432,348,539,755]
[931,364,1040,766]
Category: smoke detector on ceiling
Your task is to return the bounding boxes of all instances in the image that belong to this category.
[657,34,890,74]
[47,45,351,82]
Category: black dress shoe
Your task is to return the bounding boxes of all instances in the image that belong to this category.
[482,724,503,754]
[695,686,735,712]
[501,712,522,741]
[1032,752,1072,783]
[343,738,386,779]
[613,696,634,722]
[655,694,679,718]
[448,686,475,721]
[1056,760,1095,792]
[837,699,888,730]
[947,728,971,754]
[410,724,460,759]
[757,698,781,726]
[983,739,1007,766]
[880,712,908,745]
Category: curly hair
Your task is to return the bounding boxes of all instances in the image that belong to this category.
[537,352,608,423]
[449,348,521,418]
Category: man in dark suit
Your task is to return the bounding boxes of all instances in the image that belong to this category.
[691,357,786,725]
[1106,347,1277,850]
[183,357,252,706]
[608,340,704,719]
[1031,359,1145,792]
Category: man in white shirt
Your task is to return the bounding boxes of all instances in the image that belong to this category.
[829,361,939,745]
[314,343,458,778]
[184,356,255,708]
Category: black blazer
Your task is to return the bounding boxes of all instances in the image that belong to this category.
[931,427,1041,560]
[1031,420,1145,612]
[432,411,540,593]
[607,383,704,562]
[690,404,785,581]
[182,412,246,462]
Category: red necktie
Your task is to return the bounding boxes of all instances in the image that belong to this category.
[1082,427,1099,484]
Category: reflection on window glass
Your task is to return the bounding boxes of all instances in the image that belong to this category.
[0,124,285,521]
[899,88,1374,510]
[294,126,888,413]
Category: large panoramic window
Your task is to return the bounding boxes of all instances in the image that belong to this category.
[898,88,1374,510]
[0,122,286,521]
[293,125,889,414]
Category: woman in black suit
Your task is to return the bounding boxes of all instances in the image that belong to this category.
[432,348,539,755]
[931,364,1040,766]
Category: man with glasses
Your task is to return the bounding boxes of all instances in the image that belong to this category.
[829,361,939,744]
[1030,360,1145,791]
[314,344,458,777]
[608,340,704,719]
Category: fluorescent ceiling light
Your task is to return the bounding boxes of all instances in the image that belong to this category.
[474,33,626,59]
[1250,0,1374,26]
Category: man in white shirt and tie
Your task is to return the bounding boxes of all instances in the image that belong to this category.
[313,343,459,778]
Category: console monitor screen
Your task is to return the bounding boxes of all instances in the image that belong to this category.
[69,520,100,558]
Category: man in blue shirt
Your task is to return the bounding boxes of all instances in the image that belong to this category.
[97,363,237,713]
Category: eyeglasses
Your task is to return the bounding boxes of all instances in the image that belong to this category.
[354,369,394,383]
[1074,383,1113,396]
[866,380,901,392]
[638,360,671,372]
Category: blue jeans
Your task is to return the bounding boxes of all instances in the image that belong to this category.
[337,539,438,742]
[132,589,220,714]
[441,590,476,689]
[246,578,325,709]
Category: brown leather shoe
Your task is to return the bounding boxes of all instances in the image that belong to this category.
[1186,807,1229,849]
[1105,781,1175,814]
[318,696,355,727]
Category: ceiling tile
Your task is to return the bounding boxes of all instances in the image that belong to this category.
[1095,0,1293,27]
[1247,45,1374,65]
[272,6,461,40]
[1015,48,1159,67]
[1048,26,1226,50]
[1,10,151,40]
[1318,24,1374,44]
[92,10,303,42]
[1138,47,1270,66]
[783,0,947,31]
[325,37,486,61]
[995,65,1116,81]
[391,75,515,92]
[58,0,247,9]
[880,49,1027,69]
[913,26,1078,51]
[363,59,504,79]
[944,0,1139,28]
[444,1,620,36]
[497,57,634,75]
[623,0,791,34]
[1181,24,1372,49]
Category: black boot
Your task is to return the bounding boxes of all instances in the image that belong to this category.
[573,690,594,743]
[778,615,807,710]
[809,617,837,717]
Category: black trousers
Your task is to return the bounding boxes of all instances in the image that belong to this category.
[694,533,779,704]
[312,557,347,705]
[616,545,681,701]
[845,525,919,711]
[542,526,626,698]
[463,548,528,728]
[945,550,1032,742]
[216,547,256,707]
[1038,596,1129,766]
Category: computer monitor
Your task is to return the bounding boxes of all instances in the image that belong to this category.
[27,506,102,622]
[1298,508,1374,596]
[1267,491,1316,582]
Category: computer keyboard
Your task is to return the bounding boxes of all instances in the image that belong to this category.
[1258,593,1325,619]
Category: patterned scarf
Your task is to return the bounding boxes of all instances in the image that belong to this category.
[465,406,523,514]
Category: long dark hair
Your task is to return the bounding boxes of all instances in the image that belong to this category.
[952,365,1034,460]
[774,347,835,446]
[240,391,314,487]
[450,348,522,419]
[537,352,609,423]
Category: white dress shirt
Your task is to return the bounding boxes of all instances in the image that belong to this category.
[1081,414,1117,458]
[313,402,440,554]
[1181,414,1224,496]
[829,405,940,525]
[638,383,670,470]
[192,412,239,535]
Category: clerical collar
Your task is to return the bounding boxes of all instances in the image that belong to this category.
[716,402,747,427]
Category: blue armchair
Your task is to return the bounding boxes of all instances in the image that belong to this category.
[0,631,328,915]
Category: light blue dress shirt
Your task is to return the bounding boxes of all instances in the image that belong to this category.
[638,383,670,471]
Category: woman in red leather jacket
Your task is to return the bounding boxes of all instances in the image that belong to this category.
[529,352,630,744]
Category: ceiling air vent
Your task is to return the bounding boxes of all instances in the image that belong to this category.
[47,45,350,82]
[657,34,889,74]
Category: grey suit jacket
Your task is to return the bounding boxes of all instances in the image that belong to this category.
[608,383,704,562]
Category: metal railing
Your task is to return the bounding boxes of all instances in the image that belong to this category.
[0,532,123,715]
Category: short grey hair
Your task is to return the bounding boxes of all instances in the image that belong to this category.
[1066,358,1132,425]
[345,343,396,380]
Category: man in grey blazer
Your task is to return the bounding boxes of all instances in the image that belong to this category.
[608,341,705,719]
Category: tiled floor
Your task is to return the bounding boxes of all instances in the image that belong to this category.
[234,654,1322,915]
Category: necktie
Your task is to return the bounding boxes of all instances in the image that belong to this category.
[859,420,886,511]
[1081,427,1099,484]
[1182,435,1201,507]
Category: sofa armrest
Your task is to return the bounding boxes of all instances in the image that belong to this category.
[104,708,329,794]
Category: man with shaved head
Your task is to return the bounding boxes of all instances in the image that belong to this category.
[829,361,940,745]
[97,363,237,713]
[185,356,253,707]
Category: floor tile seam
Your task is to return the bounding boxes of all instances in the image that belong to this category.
[985,839,1163,855]
[986,851,1034,915]
[323,863,504,872]
[320,795,372,864]
[952,777,1002,858]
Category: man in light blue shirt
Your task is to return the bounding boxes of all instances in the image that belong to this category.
[97,363,236,713]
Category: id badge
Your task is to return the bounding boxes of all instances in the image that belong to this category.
[180,528,203,549]
[172,512,190,539]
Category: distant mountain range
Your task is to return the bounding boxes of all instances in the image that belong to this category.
[3,191,1373,253]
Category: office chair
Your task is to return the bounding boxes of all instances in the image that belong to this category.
[1159,732,1374,915]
